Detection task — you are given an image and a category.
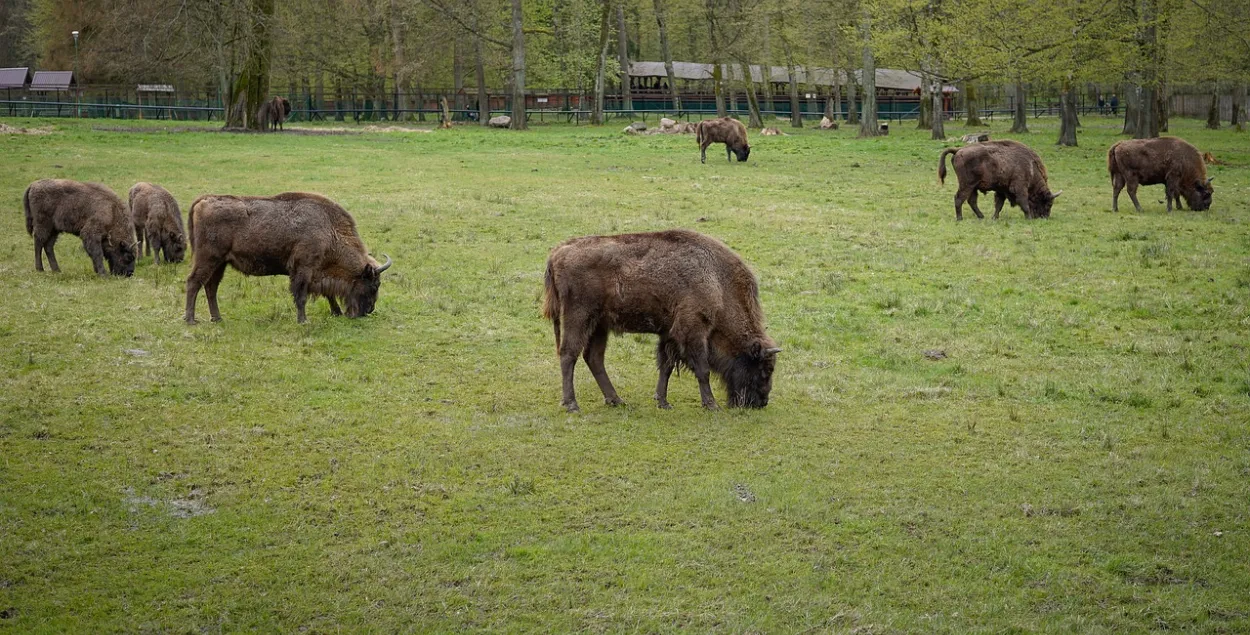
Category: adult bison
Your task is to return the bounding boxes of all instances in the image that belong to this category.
[256,96,291,132]
[184,192,391,324]
[128,182,186,264]
[542,229,780,412]
[24,179,136,276]
[1107,137,1213,213]
[938,140,1061,220]
[696,117,750,163]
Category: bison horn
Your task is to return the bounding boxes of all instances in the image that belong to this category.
[376,254,392,273]
[763,347,782,355]
[1051,190,1063,199]
[1207,177,1214,184]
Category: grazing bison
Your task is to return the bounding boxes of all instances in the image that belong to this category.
[1107,137,1213,213]
[938,140,1061,220]
[696,117,750,163]
[128,182,186,264]
[256,96,291,132]
[542,229,780,412]
[23,179,136,276]
[184,192,391,324]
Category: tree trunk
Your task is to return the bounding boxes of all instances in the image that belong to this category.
[917,73,931,129]
[846,73,858,124]
[857,10,878,137]
[964,80,984,126]
[334,77,345,122]
[930,78,944,140]
[705,0,726,117]
[1132,0,1159,139]
[617,3,632,112]
[224,0,274,130]
[453,36,464,113]
[390,0,407,120]
[824,82,835,119]
[1156,83,1168,132]
[509,0,527,130]
[780,29,801,128]
[1057,80,1078,146]
[1233,82,1246,132]
[1009,81,1028,133]
[653,0,681,112]
[592,0,611,125]
[1121,83,1137,134]
[1207,86,1221,130]
[738,56,763,128]
[473,11,488,126]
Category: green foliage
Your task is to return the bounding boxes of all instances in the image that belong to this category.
[1,116,1249,630]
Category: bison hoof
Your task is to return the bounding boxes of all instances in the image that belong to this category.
[702,401,720,411]
[185,317,197,325]
[604,396,623,406]
[562,401,580,413]
[656,401,672,410]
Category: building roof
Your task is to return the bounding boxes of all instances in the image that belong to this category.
[0,67,33,89]
[30,71,76,91]
[629,61,957,93]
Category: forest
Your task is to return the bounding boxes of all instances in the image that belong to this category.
[2,0,1248,135]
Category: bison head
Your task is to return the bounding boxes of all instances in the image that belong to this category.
[105,236,136,277]
[1029,189,1062,219]
[165,232,187,263]
[344,254,391,318]
[734,143,751,162]
[1186,178,1214,211]
[724,339,780,408]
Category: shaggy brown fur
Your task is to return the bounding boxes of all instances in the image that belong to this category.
[184,192,391,324]
[696,117,750,163]
[542,229,779,412]
[938,140,1061,220]
[256,96,291,132]
[128,182,186,264]
[1107,137,1213,213]
[24,179,137,276]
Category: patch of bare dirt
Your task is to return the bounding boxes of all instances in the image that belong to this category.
[0,123,53,135]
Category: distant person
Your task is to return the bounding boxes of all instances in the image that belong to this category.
[1098,95,1106,115]
[1110,94,1119,116]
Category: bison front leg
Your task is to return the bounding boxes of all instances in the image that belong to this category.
[993,192,1007,219]
[150,234,163,265]
[725,146,732,163]
[83,237,108,276]
[583,327,623,406]
[687,339,719,410]
[654,336,678,410]
[327,296,343,316]
[289,273,312,324]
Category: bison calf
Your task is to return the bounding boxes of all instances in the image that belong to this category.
[24,179,136,276]
[184,192,391,324]
[129,182,186,264]
[938,140,1061,220]
[696,117,750,163]
[1107,137,1213,213]
[542,229,780,412]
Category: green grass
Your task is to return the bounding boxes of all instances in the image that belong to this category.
[1,114,1248,632]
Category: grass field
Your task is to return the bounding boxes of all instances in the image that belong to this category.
[1,114,1248,632]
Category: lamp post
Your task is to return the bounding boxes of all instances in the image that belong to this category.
[71,31,79,117]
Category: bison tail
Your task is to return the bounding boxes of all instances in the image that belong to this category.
[541,259,561,349]
[23,185,33,235]
[187,196,204,252]
[695,120,704,146]
[938,148,958,185]
[1107,144,1119,181]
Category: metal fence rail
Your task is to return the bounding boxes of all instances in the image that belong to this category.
[1,98,1118,126]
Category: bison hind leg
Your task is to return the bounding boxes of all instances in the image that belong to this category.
[583,327,622,406]
[655,336,683,409]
